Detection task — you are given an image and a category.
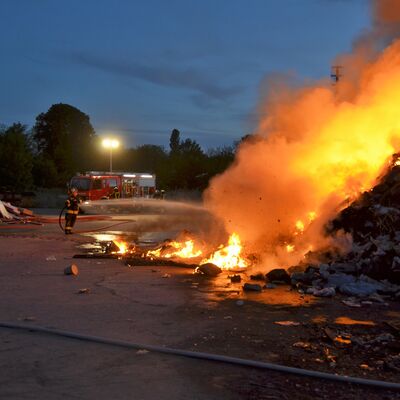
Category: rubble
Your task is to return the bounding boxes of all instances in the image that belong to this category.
[288,156,400,300]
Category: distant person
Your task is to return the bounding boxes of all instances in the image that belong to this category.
[65,187,80,234]
[161,190,166,200]
[110,186,120,199]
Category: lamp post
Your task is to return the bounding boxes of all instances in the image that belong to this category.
[102,138,119,172]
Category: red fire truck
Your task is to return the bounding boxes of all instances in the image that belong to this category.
[69,172,156,201]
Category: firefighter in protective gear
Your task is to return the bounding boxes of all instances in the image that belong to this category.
[110,186,120,199]
[65,187,80,234]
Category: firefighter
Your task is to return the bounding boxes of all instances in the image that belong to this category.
[110,186,120,199]
[65,187,80,234]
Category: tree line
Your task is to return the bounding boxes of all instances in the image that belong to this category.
[0,103,239,193]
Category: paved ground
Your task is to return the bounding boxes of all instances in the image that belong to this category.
[0,211,400,399]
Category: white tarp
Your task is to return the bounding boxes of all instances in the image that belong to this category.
[0,200,12,219]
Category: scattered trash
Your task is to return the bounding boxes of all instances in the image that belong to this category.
[78,288,90,294]
[266,269,291,284]
[46,255,57,261]
[136,349,149,355]
[342,298,362,308]
[162,273,171,278]
[243,283,262,292]
[275,321,301,326]
[229,274,242,283]
[236,300,244,306]
[64,264,79,276]
[307,287,336,297]
[249,272,265,281]
[293,341,311,349]
[196,263,222,277]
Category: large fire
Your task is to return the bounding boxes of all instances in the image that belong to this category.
[204,0,400,267]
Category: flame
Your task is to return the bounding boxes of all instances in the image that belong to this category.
[200,233,248,270]
[206,37,400,264]
[295,220,305,233]
[286,244,295,253]
[112,240,128,254]
[147,240,202,259]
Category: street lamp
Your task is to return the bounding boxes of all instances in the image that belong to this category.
[102,138,119,172]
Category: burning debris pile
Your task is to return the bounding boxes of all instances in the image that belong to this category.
[289,156,400,300]
[74,230,251,275]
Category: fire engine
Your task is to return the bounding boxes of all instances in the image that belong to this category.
[69,172,156,201]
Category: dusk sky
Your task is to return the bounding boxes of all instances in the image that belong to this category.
[1,0,370,149]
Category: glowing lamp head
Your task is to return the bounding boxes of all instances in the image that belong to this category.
[102,138,119,149]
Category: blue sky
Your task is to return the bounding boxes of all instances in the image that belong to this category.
[0,0,370,149]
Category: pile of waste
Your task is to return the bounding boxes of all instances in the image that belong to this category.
[287,154,400,301]
[0,200,39,225]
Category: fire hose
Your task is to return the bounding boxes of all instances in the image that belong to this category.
[0,322,399,390]
[56,206,133,234]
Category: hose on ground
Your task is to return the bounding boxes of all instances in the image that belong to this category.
[0,322,399,390]
[58,205,67,232]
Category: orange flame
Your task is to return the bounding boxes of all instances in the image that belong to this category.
[112,240,128,254]
[147,240,202,259]
[200,233,248,270]
[205,37,400,264]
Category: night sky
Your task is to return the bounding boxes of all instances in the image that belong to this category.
[1,0,370,149]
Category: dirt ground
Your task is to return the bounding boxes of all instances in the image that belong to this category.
[0,215,400,399]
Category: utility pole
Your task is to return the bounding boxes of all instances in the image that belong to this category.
[330,65,343,84]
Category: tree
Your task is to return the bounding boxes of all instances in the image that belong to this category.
[0,123,33,191]
[206,146,235,177]
[166,131,207,190]
[169,129,181,154]
[33,103,96,186]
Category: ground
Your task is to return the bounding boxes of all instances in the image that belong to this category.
[0,211,400,399]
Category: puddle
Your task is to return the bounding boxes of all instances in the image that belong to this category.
[334,316,376,326]
[190,272,317,307]
[312,315,328,324]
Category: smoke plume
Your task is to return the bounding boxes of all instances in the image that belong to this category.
[204,0,400,269]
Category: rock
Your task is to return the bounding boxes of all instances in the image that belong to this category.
[64,264,79,276]
[326,273,356,288]
[196,263,222,277]
[328,262,358,273]
[339,281,381,297]
[243,283,262,292]
[266,268,290,284]
[250,272,265,281]
[265,283,277,289]
[229,274,241,283]
[312,287,336,297]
